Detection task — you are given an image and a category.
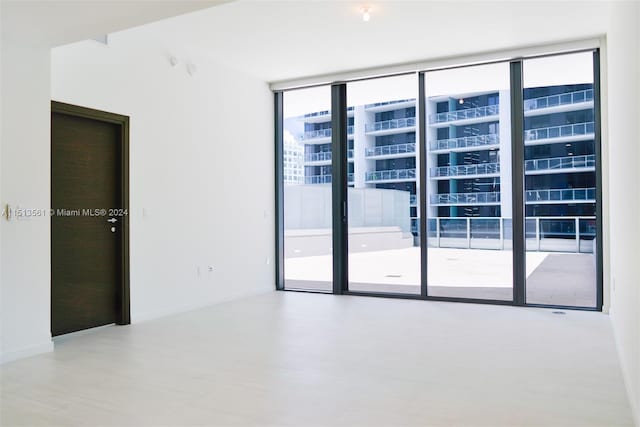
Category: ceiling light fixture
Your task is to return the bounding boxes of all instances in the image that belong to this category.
[361,6,371,22]
[459,98,464,104]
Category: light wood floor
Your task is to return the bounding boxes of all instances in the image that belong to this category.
[0,292,634,426]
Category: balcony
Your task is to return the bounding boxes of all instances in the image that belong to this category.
[430,162,500,179]
[304,150,354,164]
[304,174,332,184]
[302,128,332,143]
[365,142,416,159]
[429,134,500,152]
[524,121,594,145]
[524,89,593,115]
[365,117,416,135]
[525,155,595,174]
[365,168,416,183]
[430,191,501,205]
[525,187,596,204]
[429,105,499,126]
[302,126,354,143]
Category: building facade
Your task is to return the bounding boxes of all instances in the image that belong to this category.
[287,83,595,250]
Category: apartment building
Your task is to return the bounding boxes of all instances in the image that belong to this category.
[290,83,595,251]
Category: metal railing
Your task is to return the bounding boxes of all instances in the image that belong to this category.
[365,117,416,132]
[526,187,596,202]
[303,128,332,140]
[365,168,416,182]
[429,134,499,151]
[525,121,595,142]
[524,89,593,111]
[304,150,354,162]
[430,192,501,205]
[431,162,500,178]
[525,155,595,172]
[366,142,416,157]
[304,151,332,162]
[304,174,353,184]
[429,105,499,124]
[426,216,596,253]
[304,175,332,184]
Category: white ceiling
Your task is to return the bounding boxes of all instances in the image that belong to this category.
[0,0,230,47]
[4,0,614,82]
[130,0,613,83]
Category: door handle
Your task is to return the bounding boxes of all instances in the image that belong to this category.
[107,218,117,223]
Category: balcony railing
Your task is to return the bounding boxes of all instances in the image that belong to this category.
[524,89,593,111]
[303,128,331,140]
[304,150,354,162]
[429,134,499,151]
[304,175,332,184]
[430,191,501,205]
[365,117,416,133]
[426,216,596,253]
[525,122,594,142]
[302,127,353,140]
[525,155,595,172]
[365,142,416,157]
[526,187,596,202]
[431,162,500,178]
[305,151,332,162]
[429,105,499,124]
[366,168,416,182]
[304,174,353,184]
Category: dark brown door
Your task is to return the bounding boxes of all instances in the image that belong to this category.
[51,105,127,336]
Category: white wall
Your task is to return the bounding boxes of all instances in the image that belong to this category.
[1,15,274,362]
[50,28,275,323]
[605,1,640,423]
[0,43,54,363]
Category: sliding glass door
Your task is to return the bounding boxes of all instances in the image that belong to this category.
[424,62,513,301]
[345,75,421,295]
[281,86,333,291]
[522,52,599,308]
[275,49,602,310]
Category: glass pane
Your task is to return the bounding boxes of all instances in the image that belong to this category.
[282,87,333,291]
[346,75,420,294]
[425,62,513,300]
[523,52,597,307]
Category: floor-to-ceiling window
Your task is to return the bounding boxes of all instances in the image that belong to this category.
[275,49,602,310]
[345,75,421,295]
[522,52,599,308]
[424,62,514,301]
[280,86,333,292]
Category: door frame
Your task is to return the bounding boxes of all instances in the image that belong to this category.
[51,100,131,326]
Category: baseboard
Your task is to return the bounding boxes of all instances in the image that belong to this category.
[0,340,54,365]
